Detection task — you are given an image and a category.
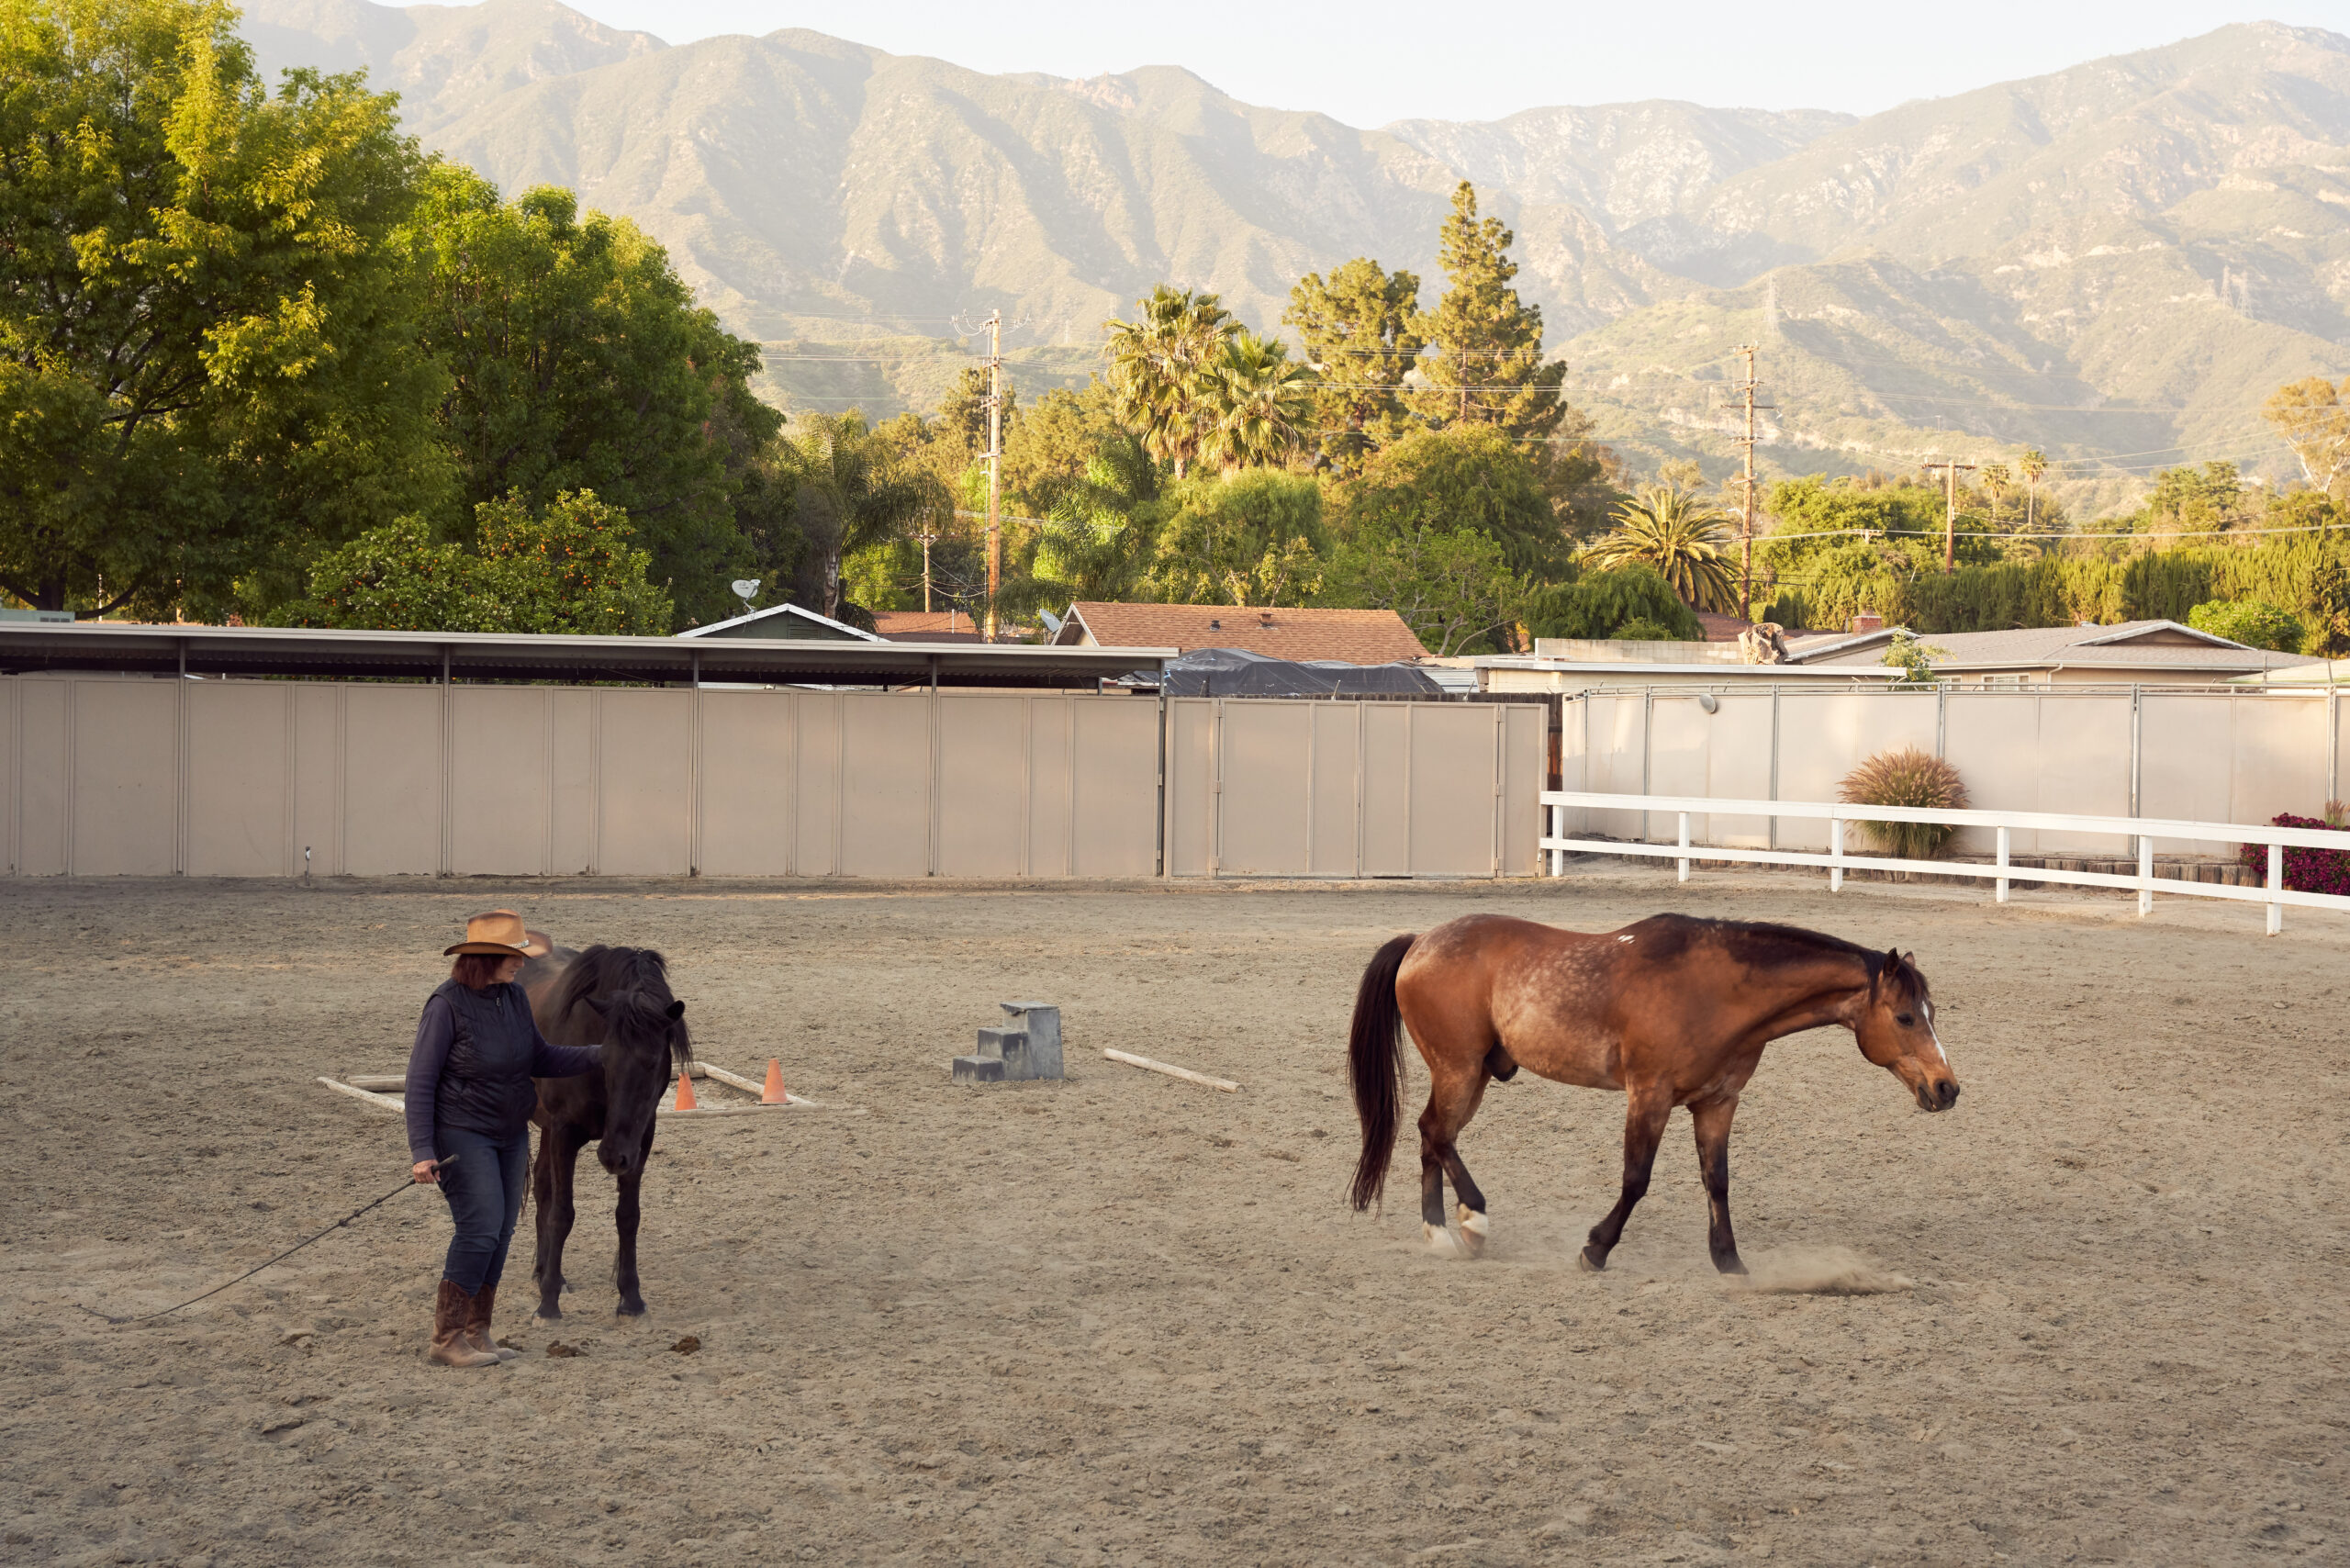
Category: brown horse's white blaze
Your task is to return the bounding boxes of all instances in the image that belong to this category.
[1346,913,1960,1272]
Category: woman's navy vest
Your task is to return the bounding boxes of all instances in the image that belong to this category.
[431,979,543,1138]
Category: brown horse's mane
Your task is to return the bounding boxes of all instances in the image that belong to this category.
[1637,915,1925,1002]
[551,945,694,1069]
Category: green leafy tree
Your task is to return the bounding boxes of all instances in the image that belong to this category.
[1330,426,1569,580]
[1320,518,1528,655]
[2139,462,2246,533]
[1197,331,1315,472]
[1879,632,1948,687]
[1102,286,1236,480]
[1147,471,1326,607]
[772,412,946,622]
[2188,598,2305,652]
[936,365,1015,467]
[1979,463,2011,523]
[294,490,670,633]
[1002,383,1155,520]
[0,0,449,617]
[1523,565,1702,642]
[401,164,778,627]
[1408,183,1567,441]
[1282,258,1423,475]
[1583,485,1739,611]
[2263,375,2350,495]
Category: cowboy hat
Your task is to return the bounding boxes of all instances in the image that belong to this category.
[444,910,552,958]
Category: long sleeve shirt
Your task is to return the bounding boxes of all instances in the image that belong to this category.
[406,991,601,1162]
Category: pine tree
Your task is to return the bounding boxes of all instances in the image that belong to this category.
[1282,258,1422,475]
[1408,183,1567,442]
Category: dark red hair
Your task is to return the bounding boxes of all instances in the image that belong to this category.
[451,954,509,991]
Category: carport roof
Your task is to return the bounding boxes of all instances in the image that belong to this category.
[0,622,1173,689]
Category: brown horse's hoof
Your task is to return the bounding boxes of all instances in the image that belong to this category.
[1458,1205,1488,1259]
[1577,1245,1608,1272]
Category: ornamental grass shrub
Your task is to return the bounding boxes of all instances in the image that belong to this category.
[2240,803,2350,895]
[1838,746,1970,861]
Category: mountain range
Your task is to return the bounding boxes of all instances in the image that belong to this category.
[244,0,2350,509]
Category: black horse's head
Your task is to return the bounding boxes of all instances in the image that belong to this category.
[556,946,690,1177]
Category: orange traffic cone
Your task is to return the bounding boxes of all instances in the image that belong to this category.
[761,1059,788,1104]
[673,1070,699,1112]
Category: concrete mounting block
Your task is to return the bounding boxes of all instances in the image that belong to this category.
[953,1002,1062,1084]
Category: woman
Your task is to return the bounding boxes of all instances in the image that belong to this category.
[406,910,600,1369]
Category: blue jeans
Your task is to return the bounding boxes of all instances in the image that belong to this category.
[435,1126,531,1294]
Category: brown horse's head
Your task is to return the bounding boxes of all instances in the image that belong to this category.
[1854,949,1960,1114]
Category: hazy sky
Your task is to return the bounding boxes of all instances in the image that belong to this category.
[558,2,2350,125]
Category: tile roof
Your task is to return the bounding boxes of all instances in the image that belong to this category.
[871,610,987,644]
[1059,602,1429,664]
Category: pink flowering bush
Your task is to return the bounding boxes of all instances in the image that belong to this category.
[2241,807,2350,895]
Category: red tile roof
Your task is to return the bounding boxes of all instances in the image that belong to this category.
[1059,602,1428,663]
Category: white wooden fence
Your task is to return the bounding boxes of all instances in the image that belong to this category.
[1540,790,2350,935]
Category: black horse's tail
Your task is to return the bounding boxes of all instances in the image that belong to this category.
[1347,934,1416,1213]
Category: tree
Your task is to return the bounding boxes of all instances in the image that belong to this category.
[0,0,448,617]
[2019,448,2048,530]
[771,413,946,622]
[2188,598,2304,653]
[1102,286,1236,480]
[1282,258,1423,475]
[1330,426,1569,580]
[1408,183,1567,441]
[1147,471,1326,607]
[1196,331,1315,473]
[2264,376,2350,494]
[401,164,778,627]
[1523,564,1702,642]
[936,365,1015,466]
[1583,485,1739,612]
[1980,463,2011,523]
[293,490,671,633]
[1002,383,1154,521]
[2141,462,2245,533]
[1320,518,1528,655]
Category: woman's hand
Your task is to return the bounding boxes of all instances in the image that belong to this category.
[412,1159,440,1184]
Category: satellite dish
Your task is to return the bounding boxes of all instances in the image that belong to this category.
[730,578,759,605]
[1038,608,1064,636]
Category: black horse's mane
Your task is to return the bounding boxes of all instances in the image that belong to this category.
[1637,914,1925,1000]
[552,944,693,1067]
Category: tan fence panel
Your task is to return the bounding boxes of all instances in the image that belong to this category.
[792,695,842,877]
[15,680,73,876]
[1165,699,1215,878]
[342,687,442,876]
[698,689,797,877]
[186,683,290,877]
[546,690,595,875]
[1310,705,1363,877]
[1024,697,1074,879]
[1502,704,1546,875]
[937,694,1026,878]
[71,680,178,876]
[1407,705,1502,875]
[2230,694,2329,827]
[1070,698,1159,878]
[450,687,551,876]
[839,693,931,878]
[595,689,692,876]
[288,688,340,877]
[1360,703,1412,876]
[1217,700,1314,876]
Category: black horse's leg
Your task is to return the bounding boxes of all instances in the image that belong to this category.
[612,1120,654,1316]
[1691,1097,1746,1274]
[533,1124,584,1320]
[1582,1086,1673,1271]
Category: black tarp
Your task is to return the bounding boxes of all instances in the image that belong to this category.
[1139,647,1445,698]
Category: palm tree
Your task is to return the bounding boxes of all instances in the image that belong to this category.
[1980,462,2011,523]
[1197,331,1316,472]
[1583,484,1739,612]
[2019,448,2047,531]
[772,412,944,619]
[1102,286,1237,479]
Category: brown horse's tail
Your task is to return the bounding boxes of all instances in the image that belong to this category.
[1347,933,1416,1213]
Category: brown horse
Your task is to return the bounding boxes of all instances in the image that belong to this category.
[520,945,690,1318]
[1347,913,1960,1272]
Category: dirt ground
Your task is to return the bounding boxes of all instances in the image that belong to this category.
[2,867,2346,1567]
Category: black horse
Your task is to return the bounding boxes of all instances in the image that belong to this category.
[520,945,689,1318]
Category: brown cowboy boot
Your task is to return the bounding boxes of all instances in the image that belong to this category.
[466,1282,519,1361]
[430,1280,500,1369]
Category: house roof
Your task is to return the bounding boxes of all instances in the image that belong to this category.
[1056,602,1429,664]
[871,610,987,644]
[677,602,881,642]
[1794,619,2296,673]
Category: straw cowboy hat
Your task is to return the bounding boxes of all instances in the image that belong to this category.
[444,911,554,958]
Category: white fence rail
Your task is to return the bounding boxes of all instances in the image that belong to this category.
[1539,790,2350,935]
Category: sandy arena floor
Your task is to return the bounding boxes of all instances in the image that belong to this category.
[2,868,2345,1566]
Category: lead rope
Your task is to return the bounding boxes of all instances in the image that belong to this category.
[75,1155,459,1326]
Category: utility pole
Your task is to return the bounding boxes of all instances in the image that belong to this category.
[915,530,937,614]
[1718,345,1775,615]
[982,309,1003,642]
[1919,459,1978,574]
